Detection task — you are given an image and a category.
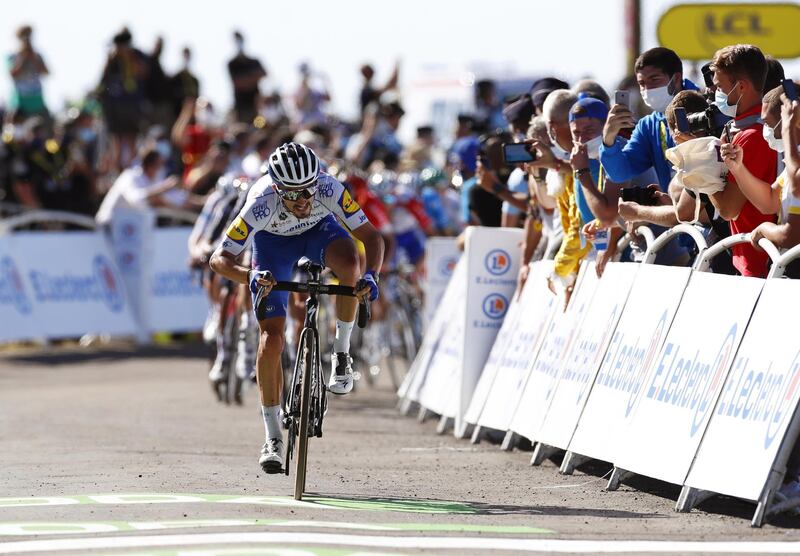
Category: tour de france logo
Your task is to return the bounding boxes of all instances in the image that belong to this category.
[484,249,511,276]
[93,255,125,313]
[0,256,32,315]
[482,293,509,320]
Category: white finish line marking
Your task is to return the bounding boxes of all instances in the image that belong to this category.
[1,533,800,554]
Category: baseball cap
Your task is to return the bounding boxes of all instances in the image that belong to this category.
[568,97,609,123]
[502,95,534,127]
[449,136,480,173]
[530,77,570,110]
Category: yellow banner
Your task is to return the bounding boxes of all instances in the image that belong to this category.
[657,3,800,60]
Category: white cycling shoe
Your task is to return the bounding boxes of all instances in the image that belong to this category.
[328,352,354,395]
[259,438,284,474]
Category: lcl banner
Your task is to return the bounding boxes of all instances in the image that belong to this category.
[685,278,800,503]
[0,231,137,341]
[613,272,764,486]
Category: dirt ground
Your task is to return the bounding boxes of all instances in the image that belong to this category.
[1,341,799,555]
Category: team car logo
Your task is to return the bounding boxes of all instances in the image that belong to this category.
[339,189,361,215]
[225,216,252,245]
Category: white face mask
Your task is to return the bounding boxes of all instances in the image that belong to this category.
[641,76,675,113]
[585,136,603,159]
[548,126,571,161]
[714,82,740,118]
[762,120,784,152]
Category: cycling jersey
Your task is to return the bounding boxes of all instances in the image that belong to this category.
[220,172,368,256]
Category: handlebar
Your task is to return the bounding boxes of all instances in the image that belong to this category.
[256,280,371,329]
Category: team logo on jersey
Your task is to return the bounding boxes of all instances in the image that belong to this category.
[339,189,361,215]
[251,202,270,221]
[225,216,252,245]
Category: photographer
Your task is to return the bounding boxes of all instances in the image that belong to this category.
[600,47,698,191]
[498,95,537,227]
[709,44,777,277]
[474,131,527,227]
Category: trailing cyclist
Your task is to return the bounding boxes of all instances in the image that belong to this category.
[209,142,384,474]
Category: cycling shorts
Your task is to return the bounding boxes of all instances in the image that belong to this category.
[395,229,425,265]
[251,214,351,320]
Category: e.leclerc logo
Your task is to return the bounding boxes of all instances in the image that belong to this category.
[482,293,508,320]
[484,249,511,276]
[28,255,125,313]
[0,256,32,315]
[438,256,458,277]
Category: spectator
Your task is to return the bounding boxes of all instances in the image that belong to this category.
[541,89,590,301]
[293,62,330,128]
[572,79,610,106]
[710,44,777,277]
[496,95,537,227]
[95,149,184,224]
[144,36,173,129]
[600,47,698,191]
[6,25,49,120]
[471,133,508,227]
[400,125,439,172]
[98,28,148,170]
[346,101,405,169]
[764,55,785,94]
[241,131,271,180]
[170,47,200,120]
[449,133,480,225]
[530,77,570,116]
[185,140,231,196]
[358,62,399,119]
[227,31,266,125]
[474,79,506,132]
[171,97,216,180]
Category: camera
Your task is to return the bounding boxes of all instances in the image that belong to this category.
[684,104,732,138]
[620,186,659,206]
[502,142,536,165]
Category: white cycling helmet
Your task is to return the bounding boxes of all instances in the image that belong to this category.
[266,142,320,190]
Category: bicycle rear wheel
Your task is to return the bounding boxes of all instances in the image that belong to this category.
[294,327,316,500]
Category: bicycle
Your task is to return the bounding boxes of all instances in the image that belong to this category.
[255,257,369,500]
[210,279,246,405]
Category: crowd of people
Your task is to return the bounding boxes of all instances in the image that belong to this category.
[2,25,799,292]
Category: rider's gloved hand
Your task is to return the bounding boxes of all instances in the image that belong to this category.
[249,269,275,294]
[356,270,380,301]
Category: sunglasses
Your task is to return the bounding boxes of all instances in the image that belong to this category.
[277,184,317,201]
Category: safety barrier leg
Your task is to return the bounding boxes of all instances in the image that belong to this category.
[675,486,714,513]
[417,406,431,423]
[607,467,633,491]
[560,451,590,475]
[399,397,418,416]
[470,425,483,444]
[454,420,471,440]
[530,443,559,466]
[501,431,517,451]
[436,415,453,435]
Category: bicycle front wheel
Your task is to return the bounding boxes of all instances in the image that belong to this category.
[294,327,316,500]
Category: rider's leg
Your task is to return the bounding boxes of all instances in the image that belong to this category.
[256,316,285,410]
[324,237,360,352]
[236,283,257,380]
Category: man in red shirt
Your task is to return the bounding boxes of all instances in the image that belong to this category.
[710,44,777,277]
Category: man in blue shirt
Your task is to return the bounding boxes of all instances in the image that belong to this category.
[600,47,698,192]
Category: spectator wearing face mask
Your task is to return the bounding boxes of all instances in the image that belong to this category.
[728,83,800,259]
[600,47,699,191]
[711,44,777,277]
[541,89,590,302]
[498,95,536,228]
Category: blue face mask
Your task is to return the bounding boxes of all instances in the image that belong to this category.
[714,82,740,118]
[77,128,96,143]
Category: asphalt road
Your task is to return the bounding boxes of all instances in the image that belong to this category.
[1,341,799,555]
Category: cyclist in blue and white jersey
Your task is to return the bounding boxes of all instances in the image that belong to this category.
[209,142,384,473]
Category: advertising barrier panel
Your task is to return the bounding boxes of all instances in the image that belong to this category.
[148,227,209,333]
[510,262,598,442]
[567,264,692,465]
[422,237,460,327]
[0,231,137,340]
[535,262,639,452]
[614,272,764,485]
[684,278,800,504]
[476,260,556,433]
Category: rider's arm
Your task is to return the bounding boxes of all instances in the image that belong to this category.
[351,221,385,276]
[208,190,260,283]
[209,248,250,285]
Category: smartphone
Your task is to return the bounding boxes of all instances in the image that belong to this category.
[674,107,690,134]
[783,79,799,102]
[620,186,658,206]
[502,142,536,165]
[614,90,631,109]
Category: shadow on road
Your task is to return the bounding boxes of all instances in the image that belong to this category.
[302,492,663,519]
[0,341,210,367]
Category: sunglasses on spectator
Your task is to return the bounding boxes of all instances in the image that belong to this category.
[277,184,318,201]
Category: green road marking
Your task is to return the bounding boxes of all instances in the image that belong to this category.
[0,493,491,515]
[0,518,554,537]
